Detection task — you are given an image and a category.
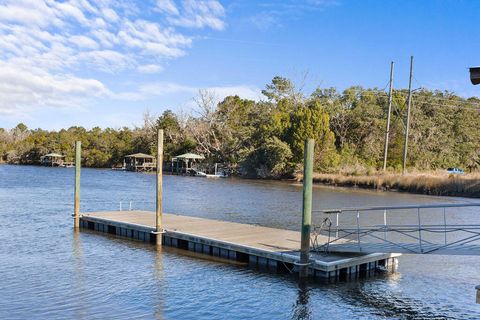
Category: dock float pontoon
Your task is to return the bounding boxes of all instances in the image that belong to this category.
[80,210,399,280]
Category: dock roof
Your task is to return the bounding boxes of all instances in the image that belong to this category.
[124,153,155,158]
[42,153,64,157]
[173,153,205,160]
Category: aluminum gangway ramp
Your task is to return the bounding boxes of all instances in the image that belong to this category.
[311,203,480,256]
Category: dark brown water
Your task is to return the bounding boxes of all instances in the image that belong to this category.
[1,165,479,319]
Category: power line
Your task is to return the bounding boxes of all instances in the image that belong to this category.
[409,101,480,111]
[339,90,480,110]
[411,94,480,105]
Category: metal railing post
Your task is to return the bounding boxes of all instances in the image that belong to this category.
[443,207,447,245]
[417,208,423,253]
[383,209,387,240]
[335,212,339,238]
[356,211,361,250]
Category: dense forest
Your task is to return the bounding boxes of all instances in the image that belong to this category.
[2,76,480,178]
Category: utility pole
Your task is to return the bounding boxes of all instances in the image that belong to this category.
[402,56,414,175]
[383,61,395,171]
[156,129,164,246]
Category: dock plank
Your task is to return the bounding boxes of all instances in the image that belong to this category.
[83,211,303,252]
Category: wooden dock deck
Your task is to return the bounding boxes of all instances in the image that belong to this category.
[80,211,399,280]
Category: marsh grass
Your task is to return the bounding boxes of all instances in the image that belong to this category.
[300,171,480,198]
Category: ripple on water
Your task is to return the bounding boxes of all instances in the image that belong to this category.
[1,165,480,319]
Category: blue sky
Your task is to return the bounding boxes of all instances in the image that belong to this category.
[1,0,479,130]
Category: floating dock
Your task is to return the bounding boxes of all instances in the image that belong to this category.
[80,211,399,280]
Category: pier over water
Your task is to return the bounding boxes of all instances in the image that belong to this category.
[75,134,399,280]
[80,210,399,280]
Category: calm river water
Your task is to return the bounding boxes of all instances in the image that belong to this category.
[1,165,479,319]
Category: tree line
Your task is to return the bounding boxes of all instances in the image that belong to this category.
[1,76,480,178]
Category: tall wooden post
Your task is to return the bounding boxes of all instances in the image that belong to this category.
[156,129,164,246]
[74,141,81,229]
[299,139,314,278]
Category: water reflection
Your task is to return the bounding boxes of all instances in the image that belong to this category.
[153,247,165,320]
[72,230,87,320]
[291,280,312,320]
[333,274,466,319]
[2,165,479,319]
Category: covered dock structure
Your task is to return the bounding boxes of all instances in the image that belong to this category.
[124,153,156,172]
[40,153,65,167]
[171,153,205,175]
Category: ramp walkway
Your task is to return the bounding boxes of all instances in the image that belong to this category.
[312,203,480,255]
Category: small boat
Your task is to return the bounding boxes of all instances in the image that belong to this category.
[206,163,228,178]
[206,172,228,178]
[187,168,207,177]
[59,162,74,168]
[195,171,207,177]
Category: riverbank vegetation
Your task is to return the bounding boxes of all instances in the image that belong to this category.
[2,76,480,185]
[309,171,480,198]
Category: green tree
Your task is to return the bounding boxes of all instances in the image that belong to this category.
[243,137,293,178]
[288,100,337,170]
[261,76,297,102]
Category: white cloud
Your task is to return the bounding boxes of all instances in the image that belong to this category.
[0,1,61,28]
[250,0,339,30]
[0,62,109,116]
[138,64,164,73]
[118,19,191,57]
[115,82,194,100]
[101,8,119,22]
[116,82,261,103]
[55,1,89,24]
[76,50,134,72]
[206,85,262,101]
[157,0,226,30]
[156,0,179,15]
[0,0,226,115]
[0,1,194,69]
[69,35,99,50]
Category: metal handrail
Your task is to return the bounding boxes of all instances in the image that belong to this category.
[311,202,480,255]
[316,203,480,214]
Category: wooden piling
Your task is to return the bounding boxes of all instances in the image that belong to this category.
[476,285,480,304]
[74,141,81,229]
[156,129,164,246]
[299,139,314,278]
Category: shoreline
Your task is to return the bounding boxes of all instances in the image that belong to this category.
[299,172,480,199]
[4,163,480,198]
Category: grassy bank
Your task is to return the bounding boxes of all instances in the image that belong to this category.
[297,171,480,198]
